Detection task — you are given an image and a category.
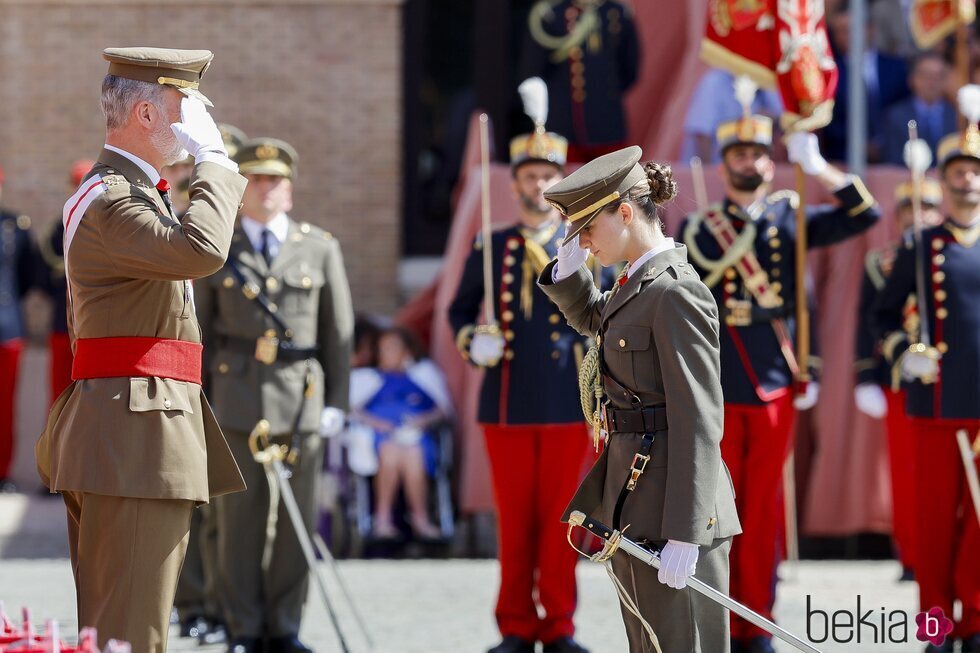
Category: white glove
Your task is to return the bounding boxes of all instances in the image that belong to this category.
[901,349,940,383]
[469,331,505,367]
[554,231,590,282]
[658,540,699,589]
[793,381,820,411]
[786,132,828,176]
[170,97,227,160]
[854,383,888,418]
[319,406,346,438]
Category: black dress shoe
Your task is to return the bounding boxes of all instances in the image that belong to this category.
[180,615,210,638]
[227,637,262,653]
[959,634,980,653]
[266,636,314,653]
[542,636,590,653]
[200,621,228,645]
[746,636,775,653]
[0,478,18,493]
[487,636,536,653]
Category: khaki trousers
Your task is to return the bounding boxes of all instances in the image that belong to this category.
[63,491,194,653]
[174,504,221,621]
[611,536,732,653]
[214,430,323,638]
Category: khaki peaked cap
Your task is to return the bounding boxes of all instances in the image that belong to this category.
[103,47,215,107]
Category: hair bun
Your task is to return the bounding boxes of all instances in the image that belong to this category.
[643,162,677,204]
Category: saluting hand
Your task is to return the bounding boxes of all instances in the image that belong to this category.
[555,228,589,282]
[170,97,227,160]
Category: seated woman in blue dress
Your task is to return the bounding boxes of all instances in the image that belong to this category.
[348,326,452,539]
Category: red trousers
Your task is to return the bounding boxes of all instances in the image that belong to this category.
[912,418,980,638]
[49,332,74,405]
[721,394,796,642]
[884,388,917,572]
[483,423,592,644]
[0,339,23,479]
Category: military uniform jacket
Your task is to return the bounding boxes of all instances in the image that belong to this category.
[195,219,354,436]
[854,238,913,387]
[874,220,980,420]
[538,245,741,546]
[0,209,38,342]
[679,180,879,405]
[519,0,640,147]
[449,223,605,425]
[35,149,248,502]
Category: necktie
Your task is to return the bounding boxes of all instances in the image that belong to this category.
[260,229,275,267]
[155,179,173,214]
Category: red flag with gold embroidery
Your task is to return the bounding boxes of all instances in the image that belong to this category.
[701,0,838,131]
[910,0,976,49]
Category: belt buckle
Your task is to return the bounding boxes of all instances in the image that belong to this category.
[255,330,279,364]
[626,452,650,491]
[726,299,752,327]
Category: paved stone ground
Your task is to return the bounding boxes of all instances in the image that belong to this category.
[0,554,931,653]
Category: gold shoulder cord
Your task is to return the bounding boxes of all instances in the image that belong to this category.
[578,343,606,451]
[528,0,601,63]
[683,210,757,287]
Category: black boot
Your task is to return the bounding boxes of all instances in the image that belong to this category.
[266,636,314,653]
[227,637,262,653]
[542,636,590,653]
[487,636,536,653]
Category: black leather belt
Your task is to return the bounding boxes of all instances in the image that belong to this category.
[218,334,319,363]
[605,405,668,434]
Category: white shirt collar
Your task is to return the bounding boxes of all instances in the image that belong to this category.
[627,238,675,279]
[104,144,161,186]
[240,213,289,251]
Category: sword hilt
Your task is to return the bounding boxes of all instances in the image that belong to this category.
[248,419,287,463]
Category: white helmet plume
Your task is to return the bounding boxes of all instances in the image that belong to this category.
[518,77,549,132]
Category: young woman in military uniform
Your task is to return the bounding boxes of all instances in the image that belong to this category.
[538,146,741,653]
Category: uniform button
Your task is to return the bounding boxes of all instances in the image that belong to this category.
[268,302,278,313]
[725,316,736,326]
[771,253,782,263]
[772,269,781,278]
[300,223,311,234]
[768,226,779,237]
[937,341,949,354]
[222,276,234,289]
[619,338,627,348]
[932,238,944,250]
[937,307,949,320]
[504,330,515,341]
[504,350,515,361]
[504,255,517,266]
[163,399,172,410]
[503,273,515,284]
[571,62,585,74]
[725,283,737,293]
[933,254,945,265]
[507,240,520,251]
[936,289,947,301]
[573,90,587,103]
[772,282,782,293]
[502,310,514,322]
[502,291,514,303]
[266,277,279,292]
[725,269,737,280]
[552,351,561,360]
[549,314,560,324]
[770,238,781,248]
[301,276,313,289]
[218,363,230,374]
[550,332,561,342]
[933,271,946,283]
[571,76,586,89]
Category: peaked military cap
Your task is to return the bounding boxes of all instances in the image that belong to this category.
[544,145,645,240]
[895,179,943,207]
[218,124,248,158]
[937,128,980,170]
[103,47,215,107]
[234,137,298,178]
[716,115,774,154]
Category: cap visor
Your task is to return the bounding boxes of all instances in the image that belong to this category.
[563,210,601,242]
[178,87,213,108]
[238,161,292,178]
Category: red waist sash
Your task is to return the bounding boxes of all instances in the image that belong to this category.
[72,337,202,385]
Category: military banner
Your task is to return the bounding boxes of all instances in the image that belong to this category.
[910,0,976,49]
[701,0,838,131]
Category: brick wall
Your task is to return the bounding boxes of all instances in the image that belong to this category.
[0,0,404,314]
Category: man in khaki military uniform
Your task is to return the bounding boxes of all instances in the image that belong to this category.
[195,138,354,653]
[172,123,249,647]
[34,47,248,653]
[538,147,741,653]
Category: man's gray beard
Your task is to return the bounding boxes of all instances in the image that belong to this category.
[151,126,188,166]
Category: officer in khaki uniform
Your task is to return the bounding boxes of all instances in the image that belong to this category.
[34,47,247,653]
[173,123,249,646]
[537,147,741,653]
[195,138,354,653]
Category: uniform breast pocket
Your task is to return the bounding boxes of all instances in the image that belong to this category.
[282,267,325,315]
[604,324,651,392]
[129,377,194,415]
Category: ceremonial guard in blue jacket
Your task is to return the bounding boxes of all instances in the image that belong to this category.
[853,179,944,582]
[520,0,640,162]
[679,104,879,652]
[0,169,38,493]
[449,79,605,653]
[874,87,980,652]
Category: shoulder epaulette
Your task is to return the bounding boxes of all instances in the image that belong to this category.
[865,250,886,291]
[767,190,800,209]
